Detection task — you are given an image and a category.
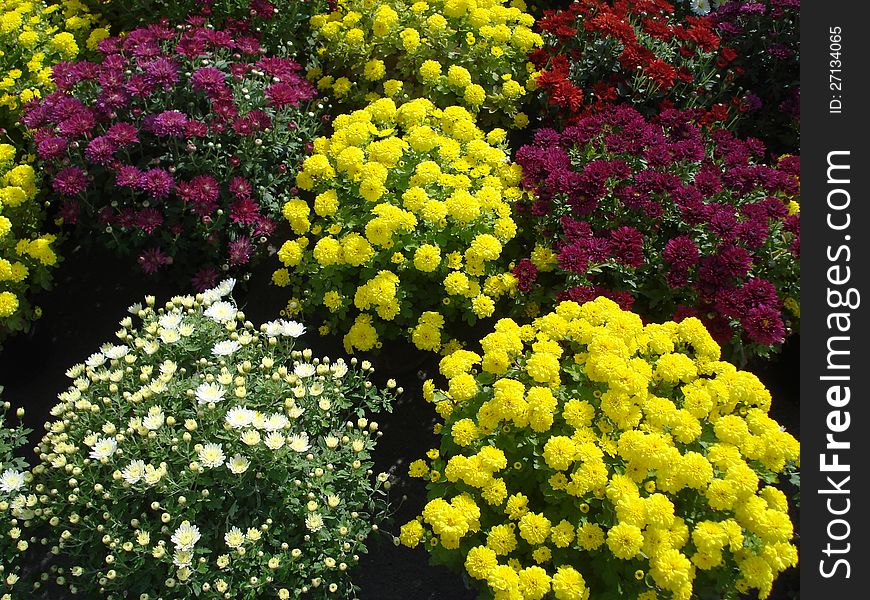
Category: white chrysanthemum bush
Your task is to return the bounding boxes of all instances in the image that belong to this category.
[1,389,32,598]
[30,281,398,599]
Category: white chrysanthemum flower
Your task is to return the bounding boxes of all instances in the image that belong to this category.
[282,320,306,337]
[309,382,325,397]
[143,464,166,486]
[690,0,712,14]
[198,443,226,468]
[212,340,240,356]
[174,294,194,306]
[262,320,287,337]
[85,353,106,368]
[88,437,117,460]
[201,290,219,305]
[288,406,304,419]
[160,360,178,376]
[143,340,160,355]
[305,513,324,533]
[102,345,129,360]
[227,454,250,474]
[160,328,181,344]
[158,313,183,330]
[318,398,331,411]
[202,279,235,304]
[288,433,310,453]
[121,460,146,484]
[143,406,165,430]
[171,521,201,550]
[331,359,349,378]
[224,526,245,549]
[173,549,193,567]
[204,301,236,323]
[263,319,306,337]
[225,406,255,429]
[264,432,285,450]
[324,436,340,449]
[264,414,289,431]
[327,494,341,508]
[216,278,236,297]
[241,429,261,446]
[0,469,25,493]
[65,364,85,379]
[294,363,316,378]
[196,383,226,405]
[251,412,268,430]
[127,302,142,315]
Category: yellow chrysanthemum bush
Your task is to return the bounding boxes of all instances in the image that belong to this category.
[0,143,57,345]
[309,0,543,128]
[274,97,522,354]
[0,0,108,129]
[401,297,800,600]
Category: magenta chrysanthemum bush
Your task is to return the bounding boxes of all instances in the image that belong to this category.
[512,105,800,362]
[22,21,324,288]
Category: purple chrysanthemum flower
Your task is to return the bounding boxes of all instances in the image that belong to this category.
[663,236,700,270]
[229,177,252,200]
[229,197,262,225]
[254,217,276,238]
[250,0,277,19]
[52,167,89,196]
[148,110,188,137]
[36,136,68,160]
[105,122,139,146]
[138,246,172,274]
[191,66,228,97]
[85,136,118,166]
[609,226,645,268]
[136,168,175,200]
[96,89,130,111]
[255,56,303,80]
[57,110,96,138]
[228,236,254,266]
[124,75,155,97]
[115,165,143,188]
[178,175,220,217]
[186,120,209,138]
[134,208,164,234]
[191,267,219,292]
[58,200,81,225]
[143,57,179,89]
[512,258,538,293]
[741,306,786,345]
[51,61,94,91]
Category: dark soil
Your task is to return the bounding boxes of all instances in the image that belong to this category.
[0,243,799,600]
